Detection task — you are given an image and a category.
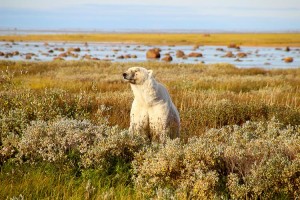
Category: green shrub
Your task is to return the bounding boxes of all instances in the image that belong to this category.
[132,120,300,199]
[17,118,146,169]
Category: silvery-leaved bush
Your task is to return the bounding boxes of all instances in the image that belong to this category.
[17,117,147,169]
[18,118,107,163]
[132,119,300,199]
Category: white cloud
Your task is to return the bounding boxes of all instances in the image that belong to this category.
[2,0,300,9]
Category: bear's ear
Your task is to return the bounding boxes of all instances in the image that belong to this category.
[148,70,153,77]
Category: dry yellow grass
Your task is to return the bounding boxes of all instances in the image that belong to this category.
[1,60,300,199]
[1,60,300,138]
[1,33,300,46]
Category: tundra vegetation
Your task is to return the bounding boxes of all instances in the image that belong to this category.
[0,60,300,199]
[1,33,300,46]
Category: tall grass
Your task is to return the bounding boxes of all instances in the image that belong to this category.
[1,60,300,199]
[1,33,300,46]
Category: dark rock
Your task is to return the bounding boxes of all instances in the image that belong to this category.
[227,43,240,49]
[283,57,293,63]
[13,51,19,56]
[285,46,290,52]
[224,51,235,58]
[162,55,173,62]
[176,50,185,58]
[124,54,131,59]
[68,47,81,52]
[83,54,92,60]
[54,47,65,52]
[5,53,13,58]
[236,52,247,58]
[193,44,200,50]
[188,52,203,57]
[59,52,68,57]
[73,47,81,52]
[146,48,161,59]
[234,58,242,62]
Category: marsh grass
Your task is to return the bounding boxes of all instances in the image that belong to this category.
[1,33,300,46]
[1,60,300,199]
[1,162,137,200]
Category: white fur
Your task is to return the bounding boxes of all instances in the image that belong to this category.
[124,67,180,142]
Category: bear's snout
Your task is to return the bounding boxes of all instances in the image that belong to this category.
[123,73,127,78]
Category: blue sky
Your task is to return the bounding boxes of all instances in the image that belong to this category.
[0,0,300,32]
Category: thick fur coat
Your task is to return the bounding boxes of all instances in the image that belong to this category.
[123,67,180,142]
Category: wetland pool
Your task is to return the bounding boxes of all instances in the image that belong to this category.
[0,41,299,69]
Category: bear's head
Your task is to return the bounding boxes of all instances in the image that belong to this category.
[123,67,153,85]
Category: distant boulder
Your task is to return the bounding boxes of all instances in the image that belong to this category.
[83,54,92,60]
[188,52,203,57]
[224,51,235,58]
[227,43,240,49]
[124,54,131,59]
[236,52,247,58]
[146,48,161,59]
[216,48,224,51]
[73,47,81,52]
[0,52,4,56]
[13,51,19,56]
[285,46,290,52]
[59,52,68,57]
[54,47,65,52]
[5,53,13,58]
[176,50,185,58]
[131,55,137,59]
[162,55,173,62]
[193,44,201,50]
[67,47,81,52]
[25,53,35,60]
[283,57,293,63]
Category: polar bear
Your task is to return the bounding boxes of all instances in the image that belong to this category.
[123,67,180,142]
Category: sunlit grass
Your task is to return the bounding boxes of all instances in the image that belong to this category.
[1,33,300,46]
[0,162,138,200]
[1,60,300,199]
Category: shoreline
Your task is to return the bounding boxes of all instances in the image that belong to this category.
[1,33,300,47]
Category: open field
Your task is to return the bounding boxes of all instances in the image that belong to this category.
[1,33,300,46]
[1,60,300,199]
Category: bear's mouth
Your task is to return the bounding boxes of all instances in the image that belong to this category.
[123,73,136,84]
[125,78,136,84]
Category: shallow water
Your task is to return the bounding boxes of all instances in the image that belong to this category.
[0,41,299,69]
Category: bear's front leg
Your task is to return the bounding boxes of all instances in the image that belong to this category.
[129,99,150,139]
[148,103,170,143]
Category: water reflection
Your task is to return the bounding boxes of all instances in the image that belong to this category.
[0,41,299,69]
